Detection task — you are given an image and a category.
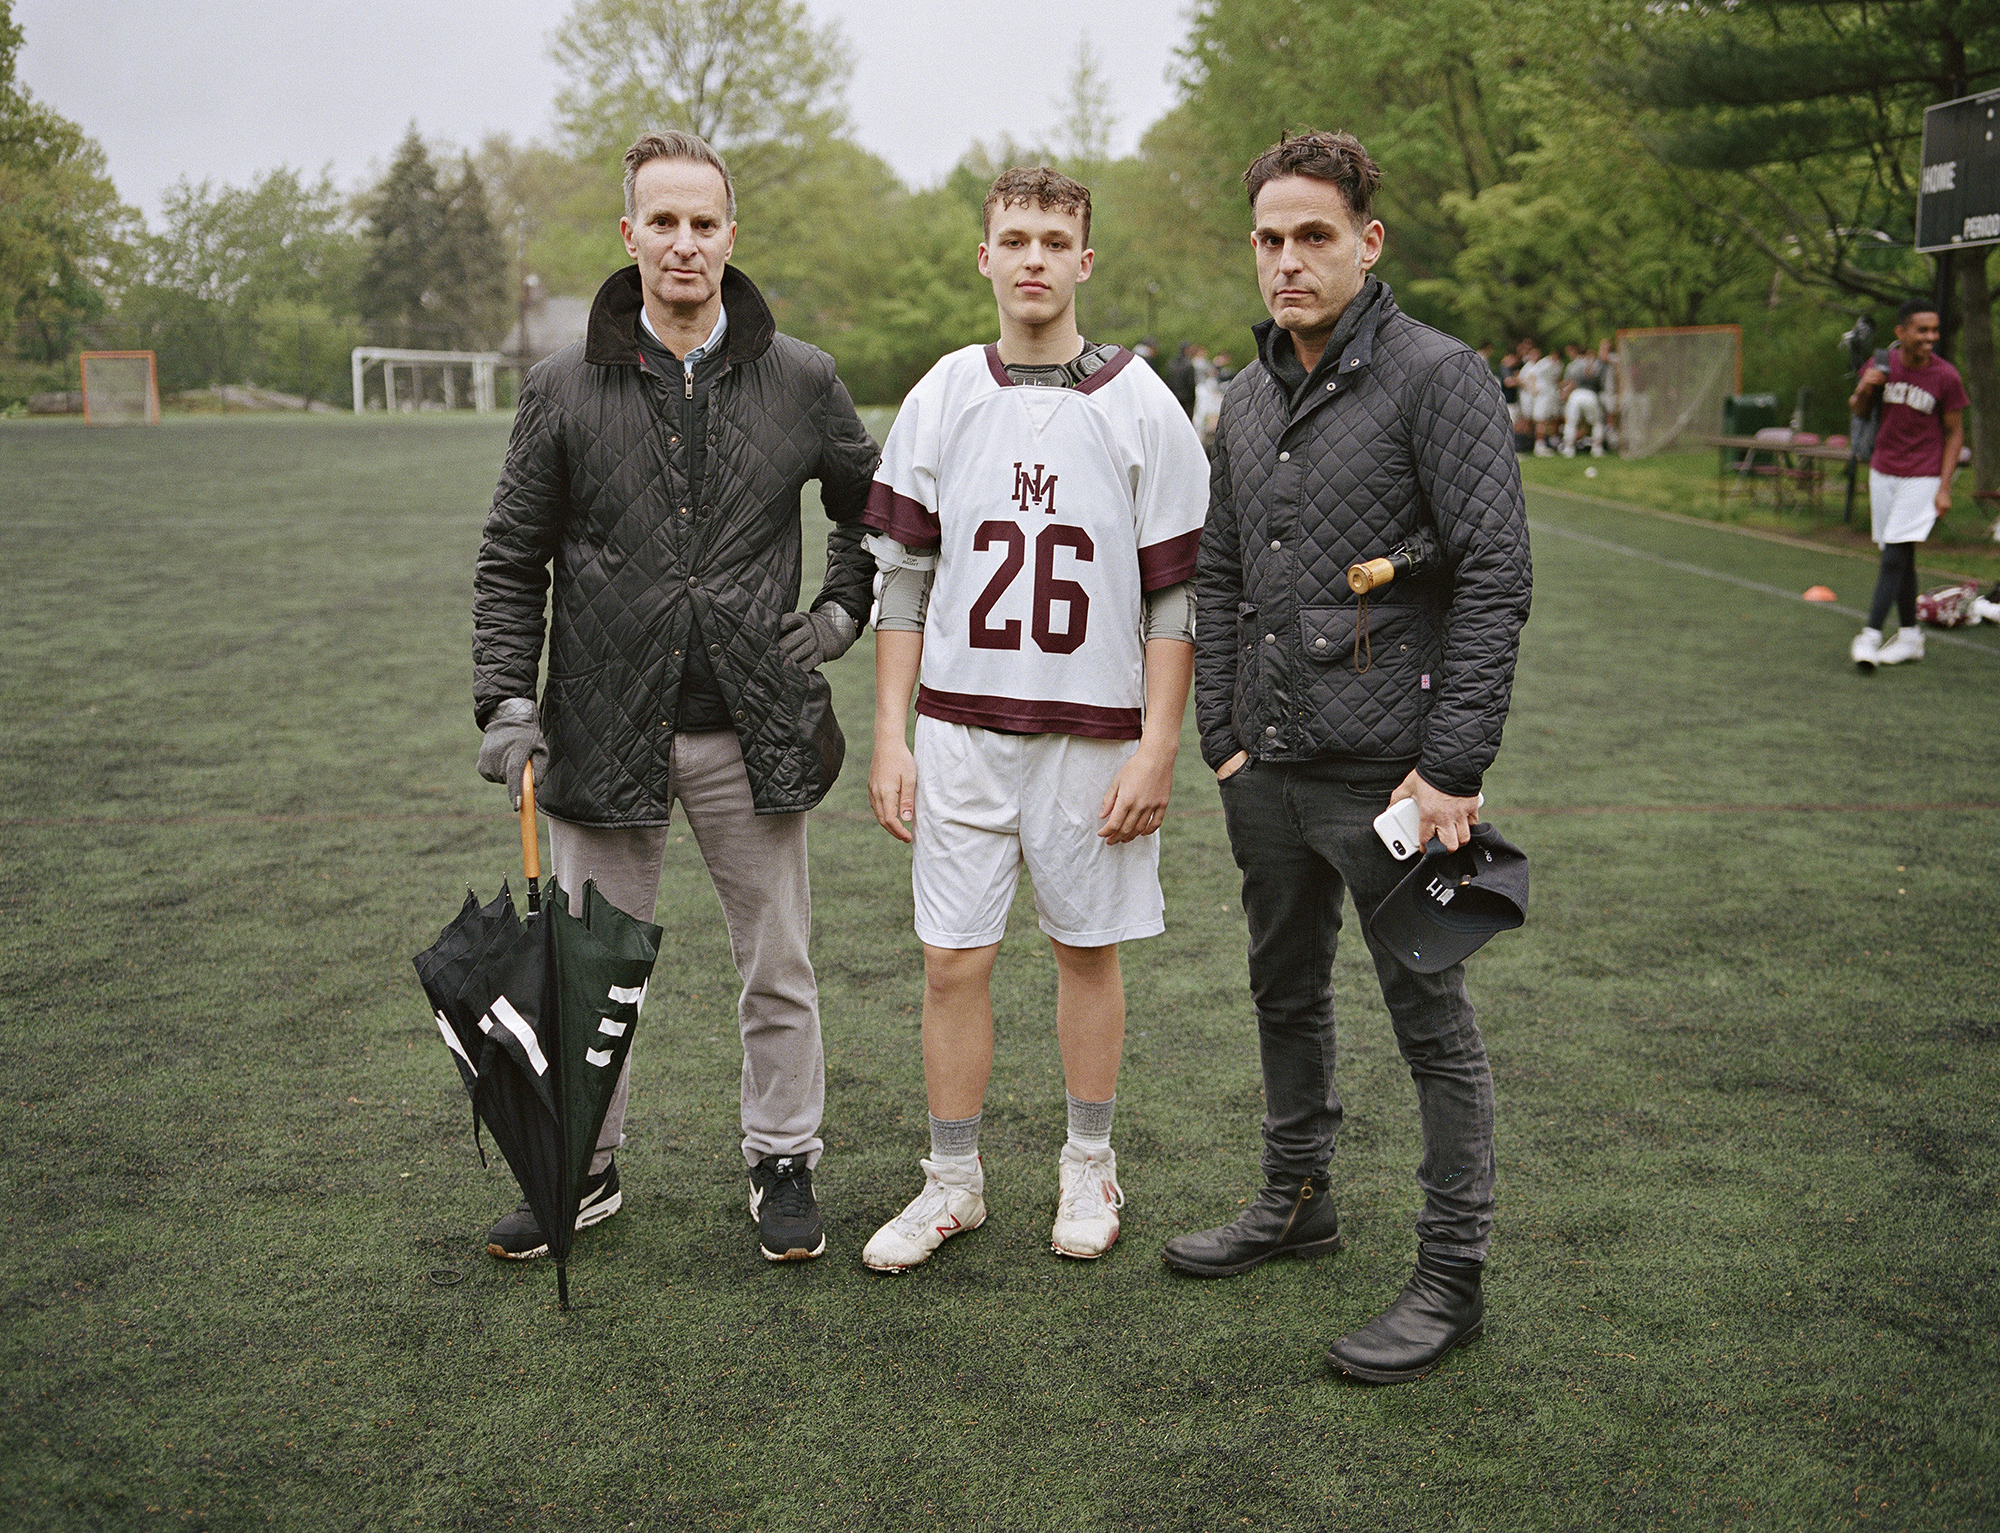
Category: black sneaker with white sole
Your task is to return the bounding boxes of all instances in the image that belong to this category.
[748,1154,825,1262]
[486,1161,623,1260]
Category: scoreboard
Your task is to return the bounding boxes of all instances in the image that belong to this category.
[1917,89,2000,253]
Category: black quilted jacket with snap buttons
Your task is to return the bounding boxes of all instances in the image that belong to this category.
[1194,284,1531,798]
[473,264,879,824]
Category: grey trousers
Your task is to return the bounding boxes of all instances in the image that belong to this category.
[547,730,825,1175]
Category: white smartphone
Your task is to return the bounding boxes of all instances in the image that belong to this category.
[1373,793,1485,861]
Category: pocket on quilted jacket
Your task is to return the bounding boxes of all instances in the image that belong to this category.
[1299,604,1426,675]
[1298,603,1428,751]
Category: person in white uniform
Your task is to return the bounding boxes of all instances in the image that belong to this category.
[861,167,1209,1270]
[1521,340,1562,456]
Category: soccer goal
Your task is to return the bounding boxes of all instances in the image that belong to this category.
[80,351,161,426]
[1613,325,1741,458]
[349,348,509,414]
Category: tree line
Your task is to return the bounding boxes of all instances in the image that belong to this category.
[2,0,1995,485]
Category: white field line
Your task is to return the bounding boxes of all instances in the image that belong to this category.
[1526,517,2000,660]
[1527,481,1993,583]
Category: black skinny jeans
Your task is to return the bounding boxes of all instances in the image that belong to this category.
[1218,760,1497,1260]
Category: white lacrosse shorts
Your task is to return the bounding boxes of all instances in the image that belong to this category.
[1868,470,1940,546]
[910,715,1166,951]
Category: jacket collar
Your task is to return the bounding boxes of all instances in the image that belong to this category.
[585,263,777,369]
[1252,277,1391,406]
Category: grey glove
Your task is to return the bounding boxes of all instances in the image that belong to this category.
[779,604,860,670]
[476,697,549,811]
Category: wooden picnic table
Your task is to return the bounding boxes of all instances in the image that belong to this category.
[1689,432,1856,512]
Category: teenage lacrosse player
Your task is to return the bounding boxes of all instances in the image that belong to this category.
[860,168,1208,1270]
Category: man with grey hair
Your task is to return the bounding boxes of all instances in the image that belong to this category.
[472,129,880,1264]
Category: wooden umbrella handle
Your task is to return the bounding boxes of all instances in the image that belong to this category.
[1348,557,1397,595]
[519,760,541,912]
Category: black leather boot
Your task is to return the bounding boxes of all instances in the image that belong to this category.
[1324,1246,1484,1382]
[1159,1172,1342,1276]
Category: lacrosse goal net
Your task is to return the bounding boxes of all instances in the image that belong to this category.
[1613,325,1740,458]
[81,351,161,425]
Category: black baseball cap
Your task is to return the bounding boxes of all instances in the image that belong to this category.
[1369,821,1529,974]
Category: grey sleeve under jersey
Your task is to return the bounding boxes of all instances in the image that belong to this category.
[1143,580,1194,644]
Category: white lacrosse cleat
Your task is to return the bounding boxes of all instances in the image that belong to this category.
[862,1156,986,1272]
[1050,1142,1124,1259]
[1850,627,1883,671]
[1874,626,1925,666]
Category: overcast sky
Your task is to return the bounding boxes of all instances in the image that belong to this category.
[16,0,1195,223]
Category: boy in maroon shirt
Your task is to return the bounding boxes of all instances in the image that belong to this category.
[1847,299,1967,670]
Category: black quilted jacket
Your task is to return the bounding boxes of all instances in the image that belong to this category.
[1194,285,1531,797]
[473,264,879,823]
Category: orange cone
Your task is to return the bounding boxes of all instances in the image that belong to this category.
[1803,585,1837,602]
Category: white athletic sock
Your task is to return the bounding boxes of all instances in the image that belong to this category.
[1066,1093,1115,1152]
[928,1112,981,1160]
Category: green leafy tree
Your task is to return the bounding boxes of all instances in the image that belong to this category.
[436,156,514,348]
[810,182,995,404]
[549,0,851,195]
[1076,111,1272,358]
[1444,108,1767,344]
[1621,0,2000,484]
[0,0,138,369]
[1053,35,1116,173]
[360,129,511,350]
[360,128,445,346]
[474,133,626,303]
[124,167,361,399]
[1175,0,1534,328]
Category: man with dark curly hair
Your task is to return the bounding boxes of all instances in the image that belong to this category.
[1163,131,1532,1384]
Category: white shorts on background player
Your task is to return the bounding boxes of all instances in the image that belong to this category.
[912,716,1163,950]
[1868,470,1940,546]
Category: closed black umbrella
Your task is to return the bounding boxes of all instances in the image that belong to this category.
[414,766,661,1309]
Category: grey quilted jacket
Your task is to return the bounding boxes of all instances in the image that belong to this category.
[473,263,879,823]
[1194,284,1530,797]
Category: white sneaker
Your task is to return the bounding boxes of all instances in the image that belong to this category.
[1533,440,1555,457]
[1559,441,1576,458]
[1050,1142,1124,1259]
[862,1156,986,1272]
[1850,627,1882,671]
[1875,626,1925,666]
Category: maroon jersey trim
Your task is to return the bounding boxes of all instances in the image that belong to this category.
[863,480,941,549]
[1138,527,1201,591]
[917,686,1142,741]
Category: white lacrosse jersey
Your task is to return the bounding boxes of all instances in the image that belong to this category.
[864,344,1208,739]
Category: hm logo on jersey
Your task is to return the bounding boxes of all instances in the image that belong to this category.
[1012,461,1058,515]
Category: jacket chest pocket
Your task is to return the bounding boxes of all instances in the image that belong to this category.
[1299,603,1431,743]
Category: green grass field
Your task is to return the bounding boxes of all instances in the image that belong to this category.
[1517,449,2000,586]
[3,416,1997,1532]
